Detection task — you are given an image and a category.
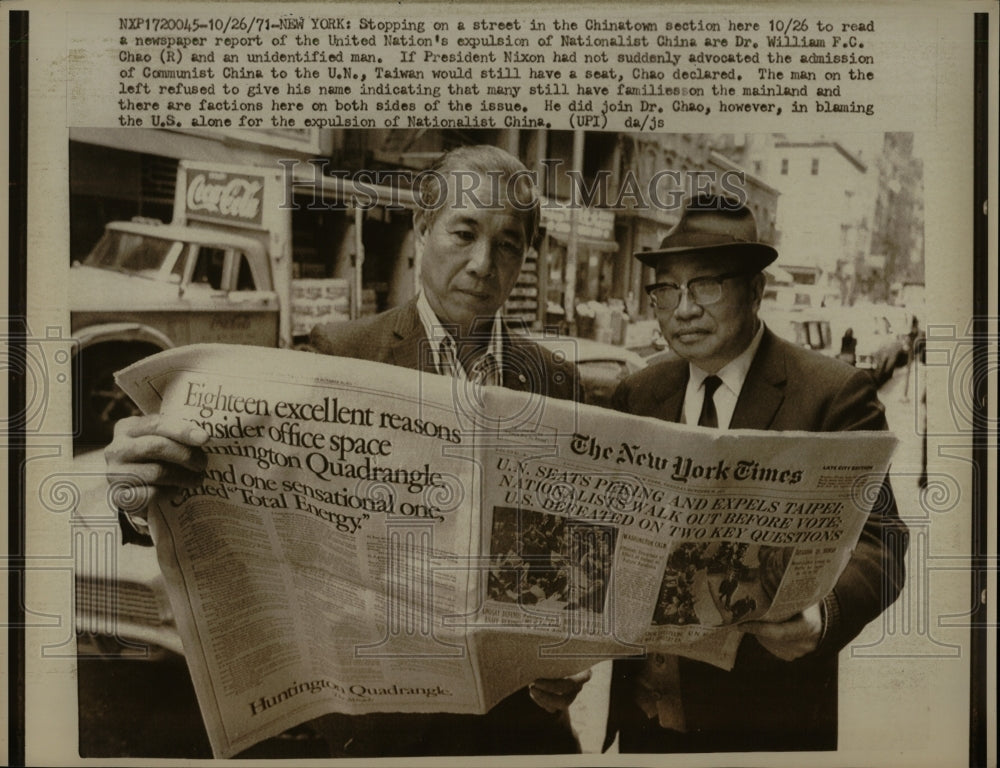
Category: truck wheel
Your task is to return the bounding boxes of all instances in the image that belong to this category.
[75,346,151,448]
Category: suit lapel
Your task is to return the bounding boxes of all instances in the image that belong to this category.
[386,299,435,373]
[659,375,687,423]
[730,329,787,430]
[639,361,687,423]
[386,308,546,387]
[500,324,533,393]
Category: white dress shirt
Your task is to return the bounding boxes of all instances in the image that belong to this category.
[682,322,765,428]
[414,292,503,384]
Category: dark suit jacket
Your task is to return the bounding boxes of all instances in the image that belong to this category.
[302,298,582,757]
[607,328,908,753]
[309,298,579,402]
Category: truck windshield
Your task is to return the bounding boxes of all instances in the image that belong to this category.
[84,230,185,282]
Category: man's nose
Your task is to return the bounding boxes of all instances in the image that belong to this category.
[465,240,495,277]
[673,288,702,319]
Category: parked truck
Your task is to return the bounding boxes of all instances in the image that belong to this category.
[70,160,412,445]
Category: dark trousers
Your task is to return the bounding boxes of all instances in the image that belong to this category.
[309,687,580,758]
[607,646,839,754]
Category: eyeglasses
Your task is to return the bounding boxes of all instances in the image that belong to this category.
[645,272,751,311]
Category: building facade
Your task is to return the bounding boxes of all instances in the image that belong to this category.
[69,128,777,338]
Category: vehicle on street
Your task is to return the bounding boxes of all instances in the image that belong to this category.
[71,451,182,658]
[71,221,280,445]
[642,346,681,368]
[759,305,837,360]
[760,303,916,388]
[849,308,915,387]
[535,335,647,407]
[70,161,414,447]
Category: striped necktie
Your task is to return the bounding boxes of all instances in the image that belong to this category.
[437,335,461,379]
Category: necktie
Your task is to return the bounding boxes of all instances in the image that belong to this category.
[635,652,687,731]
[468,352,501,386]
[438,336,500,386]
[698,375,723,428]
[437,336,461,379]
[636,374,724,731]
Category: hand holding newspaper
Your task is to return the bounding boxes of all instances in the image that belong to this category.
[116,343,896,757]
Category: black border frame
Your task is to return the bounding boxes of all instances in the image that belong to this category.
[969,12,990,768]
[8,9,29,768]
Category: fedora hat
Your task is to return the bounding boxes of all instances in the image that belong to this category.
[635,194,778,270]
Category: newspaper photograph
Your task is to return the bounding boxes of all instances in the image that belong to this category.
[6,0,996,766]
[114,342,895,756]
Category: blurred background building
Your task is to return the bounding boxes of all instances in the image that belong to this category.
[68,127,924,342]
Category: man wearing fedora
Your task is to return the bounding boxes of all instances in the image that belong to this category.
[606,194,908,753]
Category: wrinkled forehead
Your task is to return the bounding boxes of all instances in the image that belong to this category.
[427,171,534,240]
[653,250,745,282]
[435,203,529,244]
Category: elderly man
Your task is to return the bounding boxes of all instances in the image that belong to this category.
[105,144,589,757]
[606,194,908,753]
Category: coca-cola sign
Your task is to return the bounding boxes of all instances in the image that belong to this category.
[185,171,264,227]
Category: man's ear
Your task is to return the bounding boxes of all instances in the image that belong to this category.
[750,271,766,309]
[413,210,428,259]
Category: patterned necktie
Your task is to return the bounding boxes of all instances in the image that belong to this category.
[468,352,501,386]
[698,375,723,428]
[439,336,500,386]
[437,335,461,379]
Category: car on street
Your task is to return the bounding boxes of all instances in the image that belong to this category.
[534,335,648,408]
[759,305,837,360]
[71,450,183,658]
[642,346,681,367]
[761,303,917,388]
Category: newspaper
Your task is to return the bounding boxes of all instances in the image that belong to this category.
[116,343,896,757]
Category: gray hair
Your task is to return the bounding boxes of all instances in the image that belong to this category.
[415,144,541,249]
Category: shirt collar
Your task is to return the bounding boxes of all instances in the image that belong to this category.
[688,321,766,398]
[414,292,504,378]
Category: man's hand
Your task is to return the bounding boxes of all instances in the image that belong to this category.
[105,414,209,516]
[528,669,593,713]
[740,602,824,661]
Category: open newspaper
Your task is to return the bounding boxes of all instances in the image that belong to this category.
[116,343,897,757]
